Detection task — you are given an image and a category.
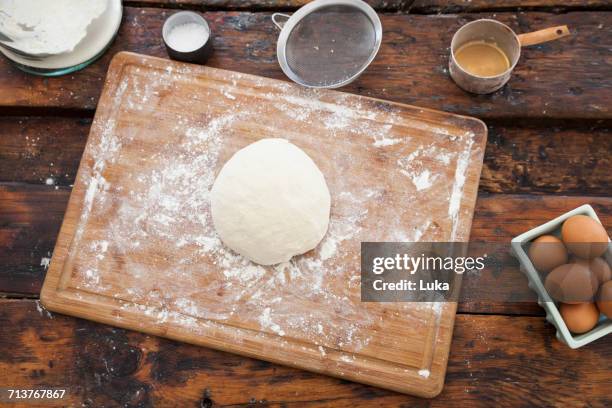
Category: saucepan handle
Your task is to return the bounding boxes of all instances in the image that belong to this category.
[518,25,570,47]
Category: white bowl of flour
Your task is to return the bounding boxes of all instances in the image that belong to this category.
[0,0,108,56]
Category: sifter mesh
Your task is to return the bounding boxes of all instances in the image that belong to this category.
[278,3,380,88]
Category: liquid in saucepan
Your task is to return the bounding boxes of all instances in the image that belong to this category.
[454,40,510,77]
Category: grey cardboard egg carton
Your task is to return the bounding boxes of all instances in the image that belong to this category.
[511,204,612,349]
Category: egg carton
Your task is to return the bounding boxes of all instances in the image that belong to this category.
[510,204,612,349]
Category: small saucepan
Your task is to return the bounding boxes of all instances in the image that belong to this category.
[449,19,570,94]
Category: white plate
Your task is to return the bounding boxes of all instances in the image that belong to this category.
[0,0,122,74]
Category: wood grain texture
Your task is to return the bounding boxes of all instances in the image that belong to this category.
[0,2,608,404]
[481,121,611,195]
[0,184,68,296]
[0,299,610,407]
[0,117,91,186]
[0,9,609,119]
[2,117,610,196]
[125,1,612,12]
[3,184,610,315]
[127,0,411,10]
[409,0,612,13]
[38,52,489,397]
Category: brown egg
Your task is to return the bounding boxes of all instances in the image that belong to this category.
[596,281,612,318]
[561,215,609,259]
[571,256,612,285]
[559,303,600,334]
[544,263,599,303]
[528,235,568,273]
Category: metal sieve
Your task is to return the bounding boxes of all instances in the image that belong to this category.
[272,0,382,89]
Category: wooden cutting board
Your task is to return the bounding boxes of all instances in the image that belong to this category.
[41,52,487,397]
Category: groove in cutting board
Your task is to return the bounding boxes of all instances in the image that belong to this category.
[41,52,487,397]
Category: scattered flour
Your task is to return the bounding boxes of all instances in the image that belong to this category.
[259,307,285,336]
[40,256,51,270]
[339,355,355,363]
[448,134,475,241]
[222,90,236,100]
[35,300,53,318]
[373,134,401,147]
[66,59,478,368]
[411,169,434,191]
[418,369,431,378]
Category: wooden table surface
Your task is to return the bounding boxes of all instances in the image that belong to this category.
[0,1,610,407]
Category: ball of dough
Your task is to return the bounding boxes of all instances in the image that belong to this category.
[211,138,331,265]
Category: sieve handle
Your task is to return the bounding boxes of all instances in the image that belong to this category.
[272,13,291,30]
[518,25,570,47]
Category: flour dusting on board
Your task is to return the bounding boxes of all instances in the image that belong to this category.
[69,58,480,362]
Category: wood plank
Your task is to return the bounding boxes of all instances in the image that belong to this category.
[125,1,612,12]
[0,299,609,406]
[409,0,612,13]
[2,185,610,315]
[0,184,68,295]
[0,117,91,186]
[0,9,609,119]
[2,117,610,195]
[482,121,611,195]
[128,0,411,10]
